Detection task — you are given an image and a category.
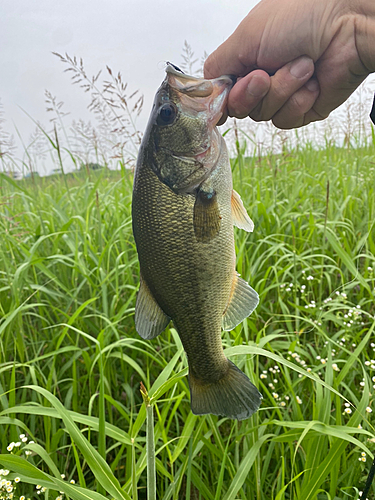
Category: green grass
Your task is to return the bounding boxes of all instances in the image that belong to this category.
[0,138,375,500]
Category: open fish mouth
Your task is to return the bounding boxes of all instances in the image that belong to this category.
[165,63,234,128]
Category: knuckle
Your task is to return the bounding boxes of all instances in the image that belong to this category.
[271,78,292,101]
[249,104,266,122]
[272,115,302,129]
[288,92,308,112]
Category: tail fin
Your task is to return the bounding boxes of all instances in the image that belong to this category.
[189,360,262,420]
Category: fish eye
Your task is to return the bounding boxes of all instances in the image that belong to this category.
[157,103,177,126]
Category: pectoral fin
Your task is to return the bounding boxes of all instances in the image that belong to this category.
[193,189,221,243]
[231,190,254,232]
[222,273,259,331]
[135,276,170,339]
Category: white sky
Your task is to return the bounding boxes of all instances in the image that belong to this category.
[1,0,374,175]
[1,0,258,171]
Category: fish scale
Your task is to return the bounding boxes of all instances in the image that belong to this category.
[132,64,262,419]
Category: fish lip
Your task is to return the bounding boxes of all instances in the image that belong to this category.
[164,63,233,128]
[165,63,235,87]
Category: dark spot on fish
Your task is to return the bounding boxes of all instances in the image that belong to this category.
[193,189,221,243]
[228,75,237,86]
[167,62,185,74]
[153,133,160,152]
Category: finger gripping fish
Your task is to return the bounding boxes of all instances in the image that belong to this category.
[132,64,262,420]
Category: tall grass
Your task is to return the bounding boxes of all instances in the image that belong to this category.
[0,43,374,500]
[0,131,374,499]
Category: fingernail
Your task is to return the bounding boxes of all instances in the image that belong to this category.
[305,78,319,92]
[246,75,268,97]
[290,56,313,79]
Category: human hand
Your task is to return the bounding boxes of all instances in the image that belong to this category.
[204,0,375,128]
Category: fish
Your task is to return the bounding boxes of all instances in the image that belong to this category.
[131,64,262,420]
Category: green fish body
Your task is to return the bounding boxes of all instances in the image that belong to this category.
[132,65,262,420]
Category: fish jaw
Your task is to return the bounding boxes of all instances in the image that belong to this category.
[165,64,233,131]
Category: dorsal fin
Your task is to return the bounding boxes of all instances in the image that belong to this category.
[231,190,254,232]
[222,273,259,331]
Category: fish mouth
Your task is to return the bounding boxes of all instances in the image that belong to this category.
[165,63,234,127]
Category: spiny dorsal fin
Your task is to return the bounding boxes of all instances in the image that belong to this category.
[193,189,221,243]
[135,276,170,339]
[231,190,254,232]
[222,273,259,331]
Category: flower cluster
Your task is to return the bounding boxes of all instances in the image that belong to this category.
[0,469,21,500]
[7,435,33,457]
[3,435,77,500]
[364,359,375,372]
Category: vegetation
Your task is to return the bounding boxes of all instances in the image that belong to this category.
[0,135,374,499]
[0,45,375,500]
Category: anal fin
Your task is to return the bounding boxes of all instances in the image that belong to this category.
[231,190,254,232]
[135,276,170,339]
[222,273,259,331]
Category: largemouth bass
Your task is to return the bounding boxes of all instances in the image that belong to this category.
[132,64,262,420]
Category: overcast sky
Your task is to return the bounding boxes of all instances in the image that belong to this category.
[1,0,259,172]
[2,0,375,175]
